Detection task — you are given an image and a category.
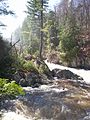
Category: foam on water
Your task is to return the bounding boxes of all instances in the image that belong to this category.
[2,112,32,120]
[45,60,90,84]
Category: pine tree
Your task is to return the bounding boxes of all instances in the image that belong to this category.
[26,0,49,59]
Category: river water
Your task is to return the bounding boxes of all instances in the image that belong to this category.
[45,60,90,84]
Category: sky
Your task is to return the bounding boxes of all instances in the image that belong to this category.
[0,0,60,38]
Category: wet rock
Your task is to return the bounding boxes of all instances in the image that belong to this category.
[52,69,83,80]
[13,67,52,87]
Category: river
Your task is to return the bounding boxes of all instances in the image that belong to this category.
[45,60,90,84]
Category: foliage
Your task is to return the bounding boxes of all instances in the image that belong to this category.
[59,18,80,65]
[0,0,14,15]
[26,0,49,16]
[0,36,16,78]
[23,61,38,72]
[26,0,49,58]
[14,56,26,71]
[0,78,25,99]
[13,0,90,68]
[38,61,50,75]
[0,0,14,32]
[43,11,59,53]
[21,16,40,55]
[28,37,40,54]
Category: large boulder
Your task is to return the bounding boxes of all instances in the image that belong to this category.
[26,71,42,87]
[52,69,83,80]
[26,71,52,88]
[13,59,53,87]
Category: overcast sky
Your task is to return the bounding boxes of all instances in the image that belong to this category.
[1,0,60,38]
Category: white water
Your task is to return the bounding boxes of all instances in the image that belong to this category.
[45,60,90,84]
[2,112,32,120]
[24,85,68,93]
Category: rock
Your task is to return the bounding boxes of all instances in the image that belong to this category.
[13,71,26,84]
[52,69,83,80]
[26,71,42,87]
[13,72,22,83]
[19,78,28,87]
[13,63,52,87]
[26,70,52,87]
[52,68,62,77]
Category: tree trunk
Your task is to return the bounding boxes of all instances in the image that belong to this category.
[39,0,43,59]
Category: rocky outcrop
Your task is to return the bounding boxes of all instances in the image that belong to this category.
[13,69,52,87]
[52,69,83,80]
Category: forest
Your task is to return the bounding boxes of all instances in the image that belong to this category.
[0,0,90,120]
[13,0,90,69]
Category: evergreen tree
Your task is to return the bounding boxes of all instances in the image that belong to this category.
[59,3,80,66]
[0,0,14,33]
[26,0,49,59]
[21,16,40,55]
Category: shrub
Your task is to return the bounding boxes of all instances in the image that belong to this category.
[0,36,18,78]
[23,61,38,72]
[14,56,25,70]
[0,78,25,99]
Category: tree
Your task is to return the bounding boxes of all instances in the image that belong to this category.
[42,10,59,54]
[21,16,40,55]
[0,0,14,15]
[55,0,80,66]
[59,25,80,66]
[53,0,90,68]
[0,0,14,32]
[26,0,49,59]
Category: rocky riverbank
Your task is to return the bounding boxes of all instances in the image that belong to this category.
[1,79,90,120]
[1,61,90,120]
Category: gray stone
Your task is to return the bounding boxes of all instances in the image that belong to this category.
[52,69,83,80]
